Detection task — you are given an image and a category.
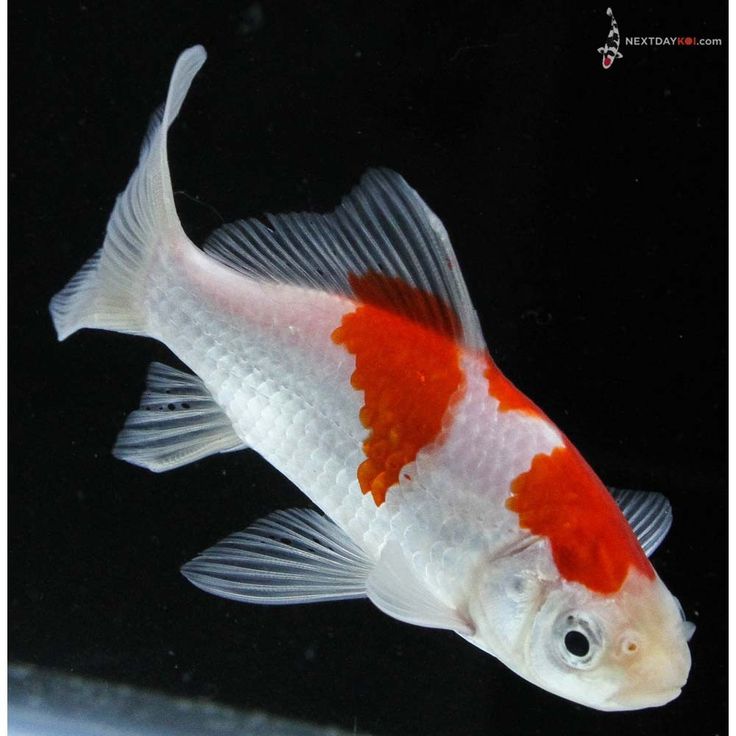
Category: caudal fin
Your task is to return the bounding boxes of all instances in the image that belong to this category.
[49,46,207,340]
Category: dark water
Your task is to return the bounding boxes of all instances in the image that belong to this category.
[10,2,725,735]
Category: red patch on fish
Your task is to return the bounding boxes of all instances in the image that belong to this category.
[347,272,461,337]
[484,356,543,416]
[506,444,654,594]
[332,273,463,505]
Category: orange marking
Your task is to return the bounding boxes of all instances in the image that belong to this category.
[484,356,545,416]
[347,272,461,337]
[332,273,463,505]
[507,443,654,594]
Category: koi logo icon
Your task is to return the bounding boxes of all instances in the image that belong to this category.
[598,7,623,68]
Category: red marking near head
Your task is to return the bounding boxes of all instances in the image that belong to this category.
[507,443,654,594]
[603,57,612,67]
[332,273,463,505]
[484,356,543,416]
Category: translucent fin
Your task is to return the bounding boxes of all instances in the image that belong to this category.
[139,104,165,161]
[609,488,672,557]
[366,542,474,635]
[203,168,486,349]
[181,509,373,604]
[49,46,206,340]
[113,362,245,472]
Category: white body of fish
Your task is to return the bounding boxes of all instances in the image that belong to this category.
[50,47,692,711]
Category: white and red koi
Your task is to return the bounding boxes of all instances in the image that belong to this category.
[50,47,692,710]
[598,7,623,69]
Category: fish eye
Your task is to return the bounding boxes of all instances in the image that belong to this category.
[554,612,602,670]
[564,630,590,657]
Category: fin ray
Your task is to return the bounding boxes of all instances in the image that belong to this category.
[610,488,672,557]
[49,46,206,340]
[366,542,474,634]
[113,362,245,472]
[181,509,373,604]
[203,168,485,348]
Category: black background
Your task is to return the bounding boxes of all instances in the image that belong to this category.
[10,2,726,735]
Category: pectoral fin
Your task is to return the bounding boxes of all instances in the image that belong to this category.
[609,487,672,557]
[366,542,474,635]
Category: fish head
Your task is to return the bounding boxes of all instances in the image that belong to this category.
[522,569,693,710]
[597,46,614,68]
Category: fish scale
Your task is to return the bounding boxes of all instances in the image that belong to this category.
[147,240,539,600]
[146,249,396,553]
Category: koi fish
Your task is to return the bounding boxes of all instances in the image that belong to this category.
[50,46,693,710]
[598,7,623,69]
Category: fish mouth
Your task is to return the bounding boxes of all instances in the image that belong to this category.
[607,682,684,711]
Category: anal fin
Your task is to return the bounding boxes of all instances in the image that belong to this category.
[113,362,246,472]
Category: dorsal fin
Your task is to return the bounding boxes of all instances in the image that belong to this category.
[203,168,486,348]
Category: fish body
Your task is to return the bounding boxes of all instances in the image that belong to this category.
[50,47,692,710]
[598,7,623,68]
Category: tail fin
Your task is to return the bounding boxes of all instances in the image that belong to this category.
[49,46,207,340]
